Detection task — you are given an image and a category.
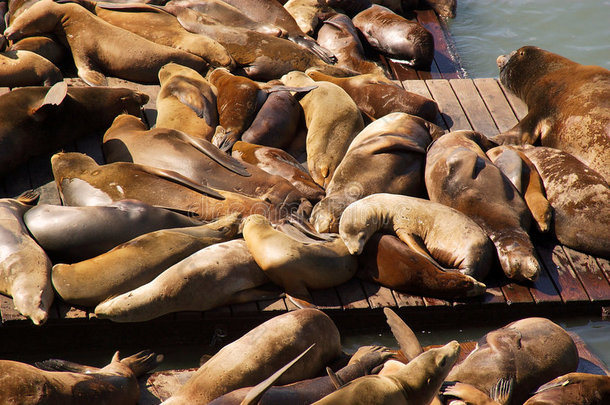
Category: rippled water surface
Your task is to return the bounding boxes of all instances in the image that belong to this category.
[447,0,610,77]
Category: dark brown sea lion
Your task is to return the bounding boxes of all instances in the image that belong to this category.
[0,82,147,176]
[523,373,610,405]
[493,46,610,184]
[425,130,541,282]
[162,308,342,404]
[0,350,161,404]
[7,34,66,65]
[0,49,61,86]
[352,4,434,68]
[4,0,209,85]
[306,69,439,122]
[311,112,442,233]
[446,317,579,405]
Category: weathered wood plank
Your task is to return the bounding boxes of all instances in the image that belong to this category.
[449,79,499,136]
[425,79,470,131]
[500,281,534,305]
[473,78,520,133]
[563,247,610,302]
[311,288,343,310]
[257,299,288,313]
[389,60,419,81]
[528,264,563,304]
[337,279,371,310]
[0,295,27,323]
[392,290,425,307]
[401,79,448,130]
[422,296,451,307]
[56,300,88,320]
[536,240,590,303]
[361,281,397,308]
[498,81,528,120]
[415,9,463,79]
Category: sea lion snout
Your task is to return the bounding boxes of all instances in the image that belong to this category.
[496,50,516,70]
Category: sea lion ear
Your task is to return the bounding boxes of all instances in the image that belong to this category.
[30,81,68,121]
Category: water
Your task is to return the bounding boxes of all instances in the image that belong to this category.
[447,0,610,78]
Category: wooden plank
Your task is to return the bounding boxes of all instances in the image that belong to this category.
[528,263,563,304]
[473,78,520,133]
[423,296,451,307]
[479,274,508,305]
[449,79,499,137]
[415,9,463,79]
[425,79,470,131]
[336,279,371,310]
[401,79,448,131]
[256,299,288,312]
[563,247,610,302]
[392,290,425,307]
[389,60,419,81]
[597,257,610,284]
[498,82,528,120]
[500,281,534,305]
[0,295,27,323]
[56,300,88,320]
[360,281,397,309]
[311,288,342,310]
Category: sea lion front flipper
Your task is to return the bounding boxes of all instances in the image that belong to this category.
[35,359,100,373]
[289,35,337,64]
[394,229,447,271]
[17,189,41,205]
[30,81,68,120]
[240,344,315,405]
[490,112,546,145]
[77,62,108,87]
[490,377,514,404]
[137,164,225,200]
[516,150,552,233]
[383,308,422,361]
[326,366,345,389]
[178,132,251,177]
[212,126,237,152]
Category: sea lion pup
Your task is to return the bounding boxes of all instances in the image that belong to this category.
[512,145,610,258]
[50,152,280,223]
[281,70,364,188]
[316,13,388,77]
[0,350,162,404]
[242,214,357,305]
[52,213,240,307]
[312,340,460,405]
[4,0,209,85]
[208,345,393,405]
[311,112,443,233]
[492,46,610,184]
[486,145,552,233]
[0,192,53,326]
[156,62,218,141]
[61,0,235,69]
[94,239,272,322]
[161,308,343,404]
[284,0,333,36]
[352,4,434,69]
[232,141,325,202]
[0,82,147,176]
[339,194,494,280]
[7,34,66,65]
[24,200,200,263]
[306,69,439,122]
[102,114,308,211]
[0,49,62,86]
[446,317,579,405]
[523,372,610,405]
[425,130,541,282]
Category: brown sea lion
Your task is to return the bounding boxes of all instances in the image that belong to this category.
[281,70,364,188]
[306,69,439,122]
[23,200,200,263]
[513,145,610,258]
[312,341,460,405]
[283,0,332,36]
[7,34,66,65]
[0,192,53,325]
[352,4,434,68]
[4,0,209,85]
[0,82,147,177]
[0,49,61,86]
[339,193,494,280]
[446,317,579,405]
[523,373,610,405]
[0,350,161,404]
[161,308,342,404]
[156,62,218,141]
[493,46,610,184]
[311,112,442,233]
[425,130,541,282]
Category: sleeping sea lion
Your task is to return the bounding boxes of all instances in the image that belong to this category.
[523,373,610,405]
[7,34,66,65]
[0,49,62,86]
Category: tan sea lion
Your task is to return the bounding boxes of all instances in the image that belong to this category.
[281,70,364,188]
[440,380,510,405]
[161,308,342,405]
[306,69,439,122]
[0,350,162,404]
[312,340,460,405]
[0,49,61,86]
[339,193,494,280]
[0,192,53,325]
[4,0,209,85]
[446,317,579,405]
[425,130,541,282]
[493,46,610,184]
[7,34,66,65]
[156,62,218,141]
[52,213,240,307]
[0,82,147,176]
[311,112,442,233]
[283,0,332,36]
[523,373,610,405]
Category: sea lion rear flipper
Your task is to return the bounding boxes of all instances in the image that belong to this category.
[138,165,225,200]
[179,132,251,177]
[212,126,237,153]
[286,292,317,309]
[490,377,514,404]
[383,308,422,361]
[289,35,337,64]
[35,359,100,373]
[77,63,108,87]
[240,344,315,405]
[326,366,345,389]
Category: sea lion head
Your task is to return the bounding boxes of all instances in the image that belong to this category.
[4,0,62,41]
[339,198,386,255]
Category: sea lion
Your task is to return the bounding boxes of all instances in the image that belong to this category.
[232,141,325,202]
[425,130,541,282]
[0,82,147,176]
[339,193,494,280]
[523,373,610,405]
[352,4,434,68]
[242,214,357,305]
[441,380,511,405]
[7,34,66,65]
[0,192,53,326]
[311,112,442,233]
[283,0,332,36]
[281,70,364,188]
[24,199,200,263]
[493,46,610,184]
[161,308,342,404]
[0,350,161,404]
[446,317,580,405]
[312,340,460,405]
[4,0,209,85]
[513,145,610,258]
[0,49,62,86]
